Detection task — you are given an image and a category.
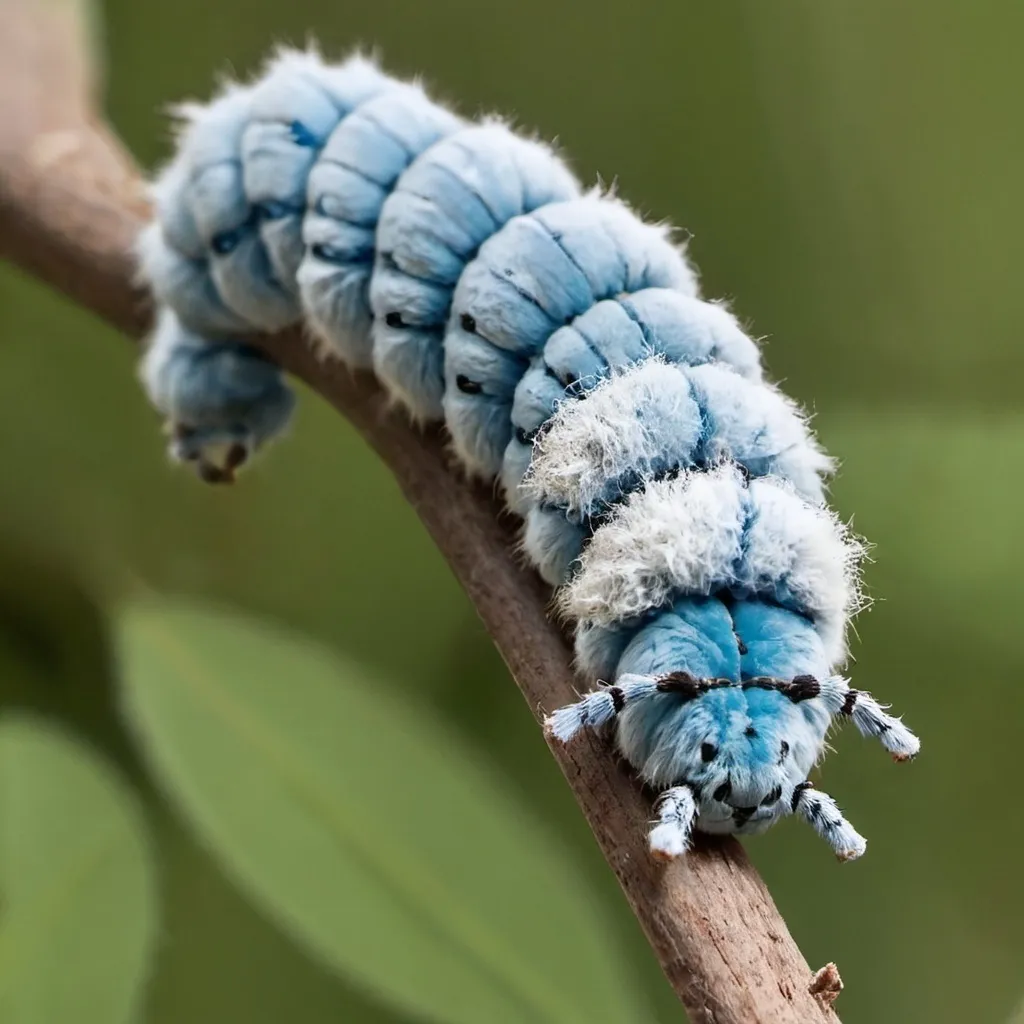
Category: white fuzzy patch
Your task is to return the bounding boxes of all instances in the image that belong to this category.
[649,785,697,860]
[560,464,746,622]
[524,357,702,513]
[740,479,864,660]
[558,464,864,664]
[525,356,833,515]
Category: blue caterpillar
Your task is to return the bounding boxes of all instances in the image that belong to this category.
[138,47,919,861]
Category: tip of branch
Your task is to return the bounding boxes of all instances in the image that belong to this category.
[808,962,843,1007]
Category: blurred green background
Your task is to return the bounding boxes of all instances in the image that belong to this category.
[1,1,1022,1021]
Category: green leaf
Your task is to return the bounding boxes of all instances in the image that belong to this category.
[141,797,415,1024]
[0,715,157,1024]
[115,598,644,1024]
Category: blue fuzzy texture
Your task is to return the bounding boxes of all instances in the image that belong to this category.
[137,47,918,857]
[139,310,295,479]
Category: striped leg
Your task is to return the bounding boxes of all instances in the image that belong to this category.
[791,783,866,862]
[649,785,698,861]
[843,689,920,762]
[819,677,920,761]
[543,675,658,743]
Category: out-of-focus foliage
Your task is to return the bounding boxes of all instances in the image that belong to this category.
[0,0,1020,1022]
[0,715,156,1024]
[117,598,644,1024]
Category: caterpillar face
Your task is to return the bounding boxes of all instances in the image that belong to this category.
[617,684,824,837]
[613,599,832,837]
[137,46,919,862]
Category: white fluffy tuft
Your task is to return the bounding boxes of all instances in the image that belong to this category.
[649,786,698,860]
[560,464,746,623]
[525,355,834,515]
[558,464,865,665]
[524,357,701,513]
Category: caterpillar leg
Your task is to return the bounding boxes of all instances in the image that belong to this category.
[649,785,698,861]
[817,677,920,761]
[791,783,867,862]
[543,675,658,743]
[168,425,250,484]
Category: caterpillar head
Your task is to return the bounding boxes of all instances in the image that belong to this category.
[607,673,918,860]
[617,678,829,827]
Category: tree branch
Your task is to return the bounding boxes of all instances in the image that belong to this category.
[0,2,843,1020]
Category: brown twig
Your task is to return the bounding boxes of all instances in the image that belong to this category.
[810,963,845,1008]
[0,1,843,1020]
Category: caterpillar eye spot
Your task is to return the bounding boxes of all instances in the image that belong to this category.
[779,740,791,762]
[701,742,717,763]
[713,781,732,802]
[456,374,482,395]
[761,786,782,807]
[385,312,406,328]
[460,313,477,333]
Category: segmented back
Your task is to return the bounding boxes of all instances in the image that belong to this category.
[138,47,918,858]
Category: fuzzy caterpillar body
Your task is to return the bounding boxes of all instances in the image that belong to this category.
[138,47,919,860]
